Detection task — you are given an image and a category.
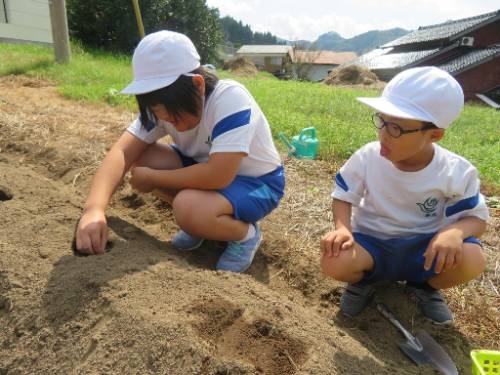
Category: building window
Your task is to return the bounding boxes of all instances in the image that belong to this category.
[0,0,7,23]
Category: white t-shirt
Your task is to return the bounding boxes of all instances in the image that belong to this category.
[127,79,281,177]
[332,141,489,239]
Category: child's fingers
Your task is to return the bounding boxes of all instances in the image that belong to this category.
[423,248,436,271]
[76,234,92,255]
[320,236,332,256]
[341,239,354,250]
[321,233,338,257]
[443,250,456,271]
[100,229,108,253]
[433,250,451,274]
[90,231,105,254]
[332,236,347,257]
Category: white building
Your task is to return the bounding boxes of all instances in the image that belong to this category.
[295,50,357,82]
[0,0,52,44]
[236,45,294,75]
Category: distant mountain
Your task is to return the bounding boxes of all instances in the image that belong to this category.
[221,14,410,54]
[278,28,409,53]
[313,28,409,54]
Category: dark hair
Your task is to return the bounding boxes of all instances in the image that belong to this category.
[423,121,438,130]
[136,66,219,128]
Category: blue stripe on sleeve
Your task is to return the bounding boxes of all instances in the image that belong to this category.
[445,194,479,217]
[212,109,251,141]
[335,172,349,192]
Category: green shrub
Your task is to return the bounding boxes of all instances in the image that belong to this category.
[66,0,223,62]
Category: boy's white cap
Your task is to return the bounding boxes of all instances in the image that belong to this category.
[357,66,464,129]
[122,30,200,95]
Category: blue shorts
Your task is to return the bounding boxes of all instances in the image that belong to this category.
[353,232,482,284]
[172,146,285,223]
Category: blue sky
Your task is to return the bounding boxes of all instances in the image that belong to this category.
[205,0,500,40]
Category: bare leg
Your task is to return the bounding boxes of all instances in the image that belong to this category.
[172,188,249,241]
[130,142,250,241]
[320,243,375,283]
[132,142,183,204]
[427,243,486,289]
[132,142,184,170]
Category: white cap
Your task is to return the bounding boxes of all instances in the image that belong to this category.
[121,30,200,95]
[357,66,464,129]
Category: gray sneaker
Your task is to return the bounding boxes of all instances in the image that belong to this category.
[405,285,453,325]
[340,282,375,317]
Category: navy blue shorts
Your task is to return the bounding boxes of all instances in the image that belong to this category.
[353,232,482,284]
[172,146,285,223]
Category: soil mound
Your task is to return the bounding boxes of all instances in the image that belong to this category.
[324,65,384,88]
[222,57,258,75]
[0,75,498,374]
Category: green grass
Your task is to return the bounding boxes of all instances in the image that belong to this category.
[1,42,499,190]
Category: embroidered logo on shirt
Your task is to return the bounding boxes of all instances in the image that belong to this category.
[416,197,438,217]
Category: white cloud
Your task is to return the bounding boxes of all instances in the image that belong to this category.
[206,0,500,41]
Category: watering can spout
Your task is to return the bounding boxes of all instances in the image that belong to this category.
[278,132,296,156]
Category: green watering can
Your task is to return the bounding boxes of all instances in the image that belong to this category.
[278,127,319,159]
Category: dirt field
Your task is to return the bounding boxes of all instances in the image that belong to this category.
[0,75,498,374]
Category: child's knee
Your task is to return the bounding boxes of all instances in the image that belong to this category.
[172,190,199,228]
[462,244,486,276]
[320,252,360,282]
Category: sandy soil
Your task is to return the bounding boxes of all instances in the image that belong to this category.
[0,76,498,375]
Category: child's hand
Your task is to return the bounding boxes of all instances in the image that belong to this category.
[320,227,354,258]
[424,229,463,273]
[130,166,155,193]
[76,208,108,255]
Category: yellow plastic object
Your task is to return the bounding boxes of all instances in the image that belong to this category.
[471,350,500,375]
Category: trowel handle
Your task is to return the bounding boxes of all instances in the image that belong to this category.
[376,303,422,348]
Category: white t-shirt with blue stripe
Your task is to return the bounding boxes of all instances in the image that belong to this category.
[126,79,281,177]
[332,141,489,239]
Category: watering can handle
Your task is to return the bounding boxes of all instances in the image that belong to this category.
[299,127,316,140]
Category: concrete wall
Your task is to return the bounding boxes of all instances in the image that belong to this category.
[0,0,52,44]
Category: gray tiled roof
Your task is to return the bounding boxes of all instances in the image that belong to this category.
[346,48,439,70]
[438,46,500,74]
[383,10,500,47]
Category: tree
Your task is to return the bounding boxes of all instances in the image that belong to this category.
[220,16,252,46]
[145,0,223,62]
[220,15,280,46]
[67,0,223,61]
[67,0,138,52]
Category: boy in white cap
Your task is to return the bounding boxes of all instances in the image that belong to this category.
[320,66,489,324]
[75,30,285,273]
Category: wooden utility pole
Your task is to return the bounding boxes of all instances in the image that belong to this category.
[131,0,145,39]
[48,0,71,64]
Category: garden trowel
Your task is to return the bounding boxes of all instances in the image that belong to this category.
[376,303,458,375]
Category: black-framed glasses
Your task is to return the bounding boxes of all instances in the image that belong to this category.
[372,113,435,138]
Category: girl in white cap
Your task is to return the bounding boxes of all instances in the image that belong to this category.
[320,66,489,324]
[75,30,285,273]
